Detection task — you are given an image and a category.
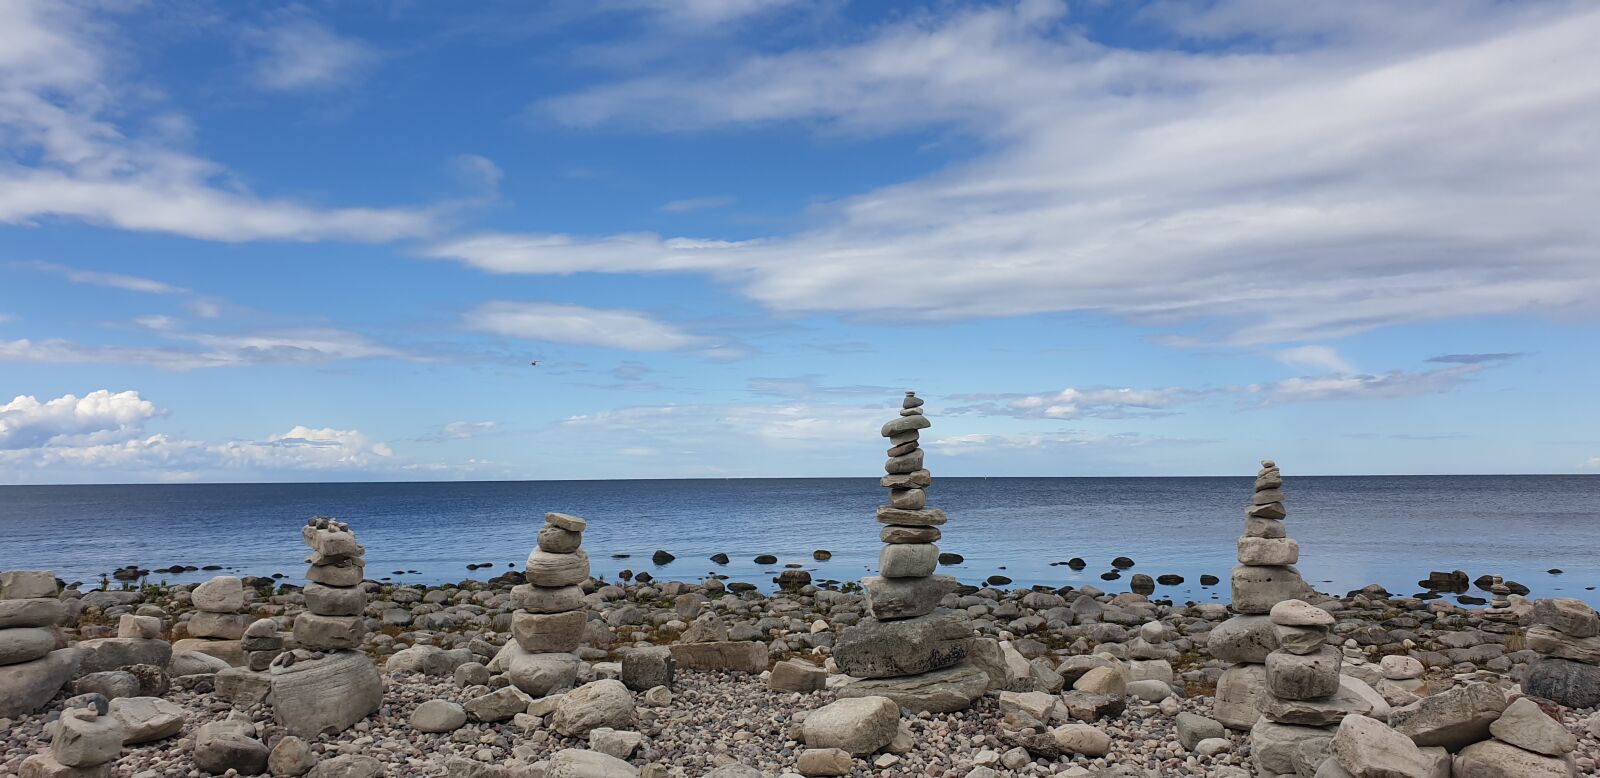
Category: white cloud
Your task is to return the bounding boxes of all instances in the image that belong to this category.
[0,390,159,449]
[954,386,1195,420]
[18,261,187,294]
[1276,345,1356,375]
[245,17,377,92]
[0,326,415,370]
[1585,456,1600,470]
[612,0,800,27]
[418,421,498,442]
[463,301,712,352]
[929,431,1161,455]
[660,195,735,213]
[0,1,434,242]
[1258,365,1481,403]
[441,1,1600,344]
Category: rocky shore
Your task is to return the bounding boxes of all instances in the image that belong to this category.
[3,563,1599,777]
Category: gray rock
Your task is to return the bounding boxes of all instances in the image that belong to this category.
[270,651,382,737]
[878,543,937,578]
[836,663,989,713]
[545,512,588,532]
[770,658,828,692]
[1176,712,1226,750]
[880,415,931,437]
[863,575,957,620]
[1257,679,1375,726]
[510,584,587,614]
[51,708,122,767]
[506,650,581,696]
[511,610,585,653]
[1451,739,1575,777]
[796,747,853,776]
[216,666,274,704]
[305,559,364,587]
[0,627,59,665]
[194,718,269,775]
[302,583,366,616]
[1214,663,1268,730]
[1207,615,1281,663]
[117,614,162,640]
[1523,657,1600,709]
[666,641,769,674]
[872,507,946,527]
[1265,646,1342,700]
[0,647,78,717]
[1389,682,1508,751]
[1231,565,1310,615]
[833,610,970,679]
[190,576,244,613]
[1489,697,1576,756]
[268,735,317,777]
[1526,625,1600,663]
[410,699,467,733]
[73,670,140,700]
[879,524,939,544]
[1330,712,1428,778]
[1,571,59,599]
[1238,537,1300,566]
[108,696,184,744]
[0,597,66,629]
[1531,597,1600,638]
[551,679,637,737]
[544,748,638,778]
[1250,719,1335,776]
[464,686,532,722]
[170,649,229,676]
[618,646,673,692]
[74,637,170,676]
[293,612,364,651]
[803,696,900,755]
[307,754,383,778]
[524,550,590,588]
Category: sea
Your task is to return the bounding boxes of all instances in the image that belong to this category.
[1,476,1596,606]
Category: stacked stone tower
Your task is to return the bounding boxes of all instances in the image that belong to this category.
[177,575,248,666]
[269,517,382,737]
[1209,460,1313,730]
[504,512,589,697]
[1524,597,1600,709]
[833,392,986,712]
[0,570,74,718]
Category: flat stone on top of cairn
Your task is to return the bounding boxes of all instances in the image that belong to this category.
[269,517,382,738]
[831,391,987,713]
[502,512,589,697]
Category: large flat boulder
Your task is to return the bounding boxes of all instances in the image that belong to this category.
[667,641,769,674]
[270,651,381,737]
[833,610,970,679]
[0,647,79,717]
[836,663,988,713]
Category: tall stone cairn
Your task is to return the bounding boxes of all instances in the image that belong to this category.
[1523,597,1600,708]
[0,570,75,718]
[831,392,986,712]
[177,575,248,666]
[1208,459,1313,730]
[269,517,382,738]
[503,512,589,697]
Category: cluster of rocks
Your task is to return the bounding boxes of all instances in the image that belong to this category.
[501,511,591,697]
[1525,597,1600,709]
[19,694,124,777]
[830,392,987,716]
[175,575,249,667]
[269,517,383,737]
[0,570,75,718]
[1209,460,1313,731]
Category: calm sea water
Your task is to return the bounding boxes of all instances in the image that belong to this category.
[1,476,1596,605]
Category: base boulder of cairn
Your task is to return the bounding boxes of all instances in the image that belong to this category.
[833,392,985,713]
[270,517,381,737]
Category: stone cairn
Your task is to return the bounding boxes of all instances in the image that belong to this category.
[1523,597,1600,709]
[268,517,382,737]
[1208,459,1313,730]
[20,695,124,778]
[504,512,590,697]
[831,391,987,712]
[0,570,74,718]
[178,575,248,666]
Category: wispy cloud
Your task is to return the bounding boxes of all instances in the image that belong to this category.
[17,261,188,295]
[1276,345,1355,375]
[244,16,377,92]
[0,325,418,371]
[952,386,1197,420]
[1426,353,1525,365]
[660,195,735,213]
[417,421,499,442]
[463,301,719,353]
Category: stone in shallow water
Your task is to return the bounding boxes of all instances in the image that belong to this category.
[834,610,971,679]
[270,651,382,737]
[864,575,958,620]
[837,663,989,713]
[878,543,938,578]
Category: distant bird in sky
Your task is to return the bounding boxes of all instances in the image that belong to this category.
[529,360,540,366]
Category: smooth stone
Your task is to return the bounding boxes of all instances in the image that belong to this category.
[884,449,924,475]
[769,659,828,693]
[108,696,184,744]
[0,627,57,665]
[463,685,532,722]
[1265,646,1341,701]
[796,748,852,777]
[269,651,382,737]
[1249,502,1288,520]
[873,507,947,527]
[1215,664,1269,731]
[1208,615,1281,663]
[1239,537,1300,566]
[1451,738,1576,777]
[20,753,112,777]
[72,671,139,700]
[1524,657,1600,709]
[1489,697,1576,756]
[307,754,382,778]
[215,667,273,704]
[545,512,588,532]
[1255,473,1284,491]
[539,526,584,554]
[551,679,637,737]
[1532,598,1600,638]
[1232,565,1310,615]
[267,736,316,778]
[1380,655,1425,681]
[1250,719,1334,776]
[1330,711,1429,778]
[1527,624,1600,663]
[74,638,171,676]
[885,441,919,458]
[525,550,591,588]
[410,699,468,732]
[878,543,938,578]
[1176,712,1226,750]
[1390,682,1509,751]
[305,559,364,587]
[1245,516,1287,539]
[0,598,66,629]
[1275,623,1330,655]
[511,610,586,653]
[170,638,244,668]
[1,571,60,600]
[802,696,900,755]
[545,748,639,778]
[837,663,989,713]
[1271,599,1335,627]
[1257,679,1374,726]
[833,610,970,679]
[193,718,268,775]
[618,646,674,692]
[887,488,926,510]
[879,470,931,489]
[510,584,587,614]
[292,613,365,651]
[51,708,123,767]
[863,575,958,620]
[506,650,581,697]
[187,611,247,640]
[117,614,161,640]
[1253,488,1285,505]
[1053,722,1111,757]
[666,641,769,674]
[302,583,366,616]
[879,525,940,544]
[880,415,931,437]
[190,576,245,613]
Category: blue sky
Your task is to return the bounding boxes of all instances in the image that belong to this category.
[1,0,1597,483]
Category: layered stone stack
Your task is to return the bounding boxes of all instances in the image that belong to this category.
[174,575,248,667]
[503,512,589,697]
[833,392,988,713]
[1208,460,1312,730]
[1523,597,1600,709]
[0,570,76,718]
[269,517,382,737]
[19,695,124,778]
[1249,598,1373,773]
